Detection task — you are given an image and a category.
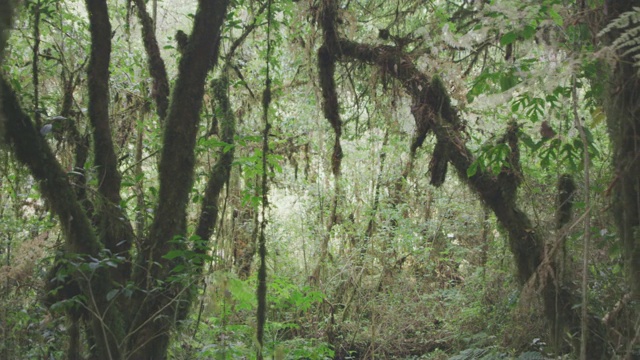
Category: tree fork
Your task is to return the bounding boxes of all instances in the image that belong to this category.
[126,0,230,356]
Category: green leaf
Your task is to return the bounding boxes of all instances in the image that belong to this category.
[500,32,518,46]
[522,25,536,39]
[163,250,185,260]
[499,72,518,91]
[548,8,563,26]
[467,161,478,177]
[519,133,536,150]
[106,289,119,301]
[612,263,622,274]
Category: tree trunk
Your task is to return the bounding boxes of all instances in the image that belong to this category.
[604,2,640,303]
[0,0,16,143]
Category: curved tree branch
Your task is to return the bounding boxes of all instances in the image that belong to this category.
[1,76,127,359]
[1,78,99,256]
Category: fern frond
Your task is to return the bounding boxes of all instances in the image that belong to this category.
[598,7,640,74]
[598,6,640,37]
[611,26,640,49]
[622,43,640,57]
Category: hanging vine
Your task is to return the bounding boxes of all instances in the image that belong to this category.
[311,0,344,282]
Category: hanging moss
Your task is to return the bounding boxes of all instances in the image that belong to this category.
[555,174,576,229]
[429,140,448,187]
[497,122,522,207]
[318,43,343,176]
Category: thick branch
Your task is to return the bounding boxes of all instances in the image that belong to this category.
[336,38,542,281]
[133,0,169,120]
[195,73,235,247]
[1,78,99,255]
[2,77,127,359]
[0,0,15,144]
[128,1,230,355]
[85,0,134,280]
[85,0,121,205]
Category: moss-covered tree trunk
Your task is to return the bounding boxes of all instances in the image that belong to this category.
[604,2,640,301]
[0,0,15,139]
[1,0,230,357]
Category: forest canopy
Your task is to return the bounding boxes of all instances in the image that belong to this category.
[0,0,639,359]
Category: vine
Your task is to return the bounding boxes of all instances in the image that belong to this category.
[256,0,273,357]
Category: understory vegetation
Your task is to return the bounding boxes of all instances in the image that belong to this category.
[1,0,639,359]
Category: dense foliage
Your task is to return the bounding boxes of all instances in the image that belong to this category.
[0,0,638,359]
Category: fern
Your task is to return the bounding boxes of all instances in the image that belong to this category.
[598,7,640,74]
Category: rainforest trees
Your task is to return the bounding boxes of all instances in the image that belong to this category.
[1,0,639,358]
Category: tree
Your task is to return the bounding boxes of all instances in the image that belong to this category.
[1,0,230,357]
[603,1,640,302]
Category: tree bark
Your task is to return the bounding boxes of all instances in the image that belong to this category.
[604,1,640,303]
[133,0,170,120]
[0,0,15,139]
[85,0,134,286]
